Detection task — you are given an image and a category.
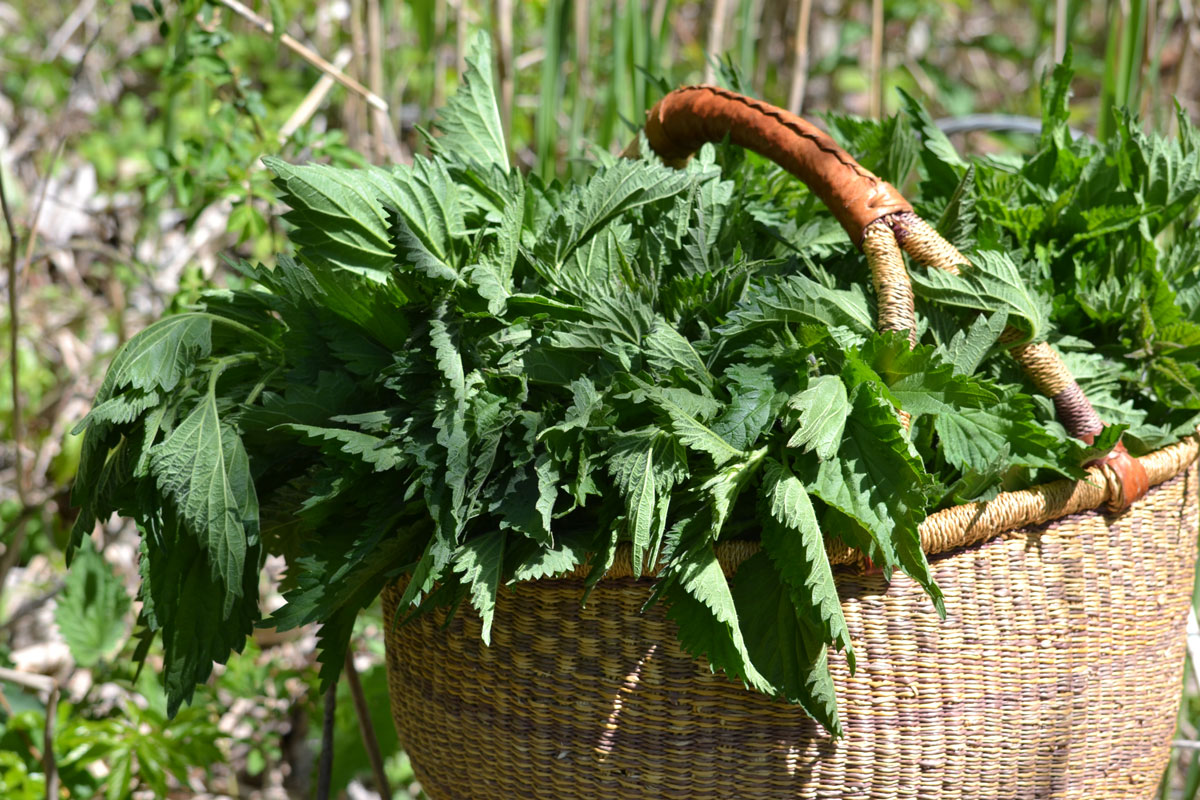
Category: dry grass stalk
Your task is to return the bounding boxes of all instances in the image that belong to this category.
[345,649,392,798]
[495,0,514,142]
[215,0,388,112]
[869,0,884,118]
[279,48,354,143]
[788,0,814,113]
[705,0,731,84]
[366,0,387,161]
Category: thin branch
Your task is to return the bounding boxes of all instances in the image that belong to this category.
[0,667,58,800]
[0,579,66,634]
[348,0,369,145]
[1,157,25,510]
[215,0,388,112]
[22,20,104,273]
[344,649,392,798]
[43,685,59,800]
[1053,0,1068,64]
[316,682,337,800]
[42,0,100,62]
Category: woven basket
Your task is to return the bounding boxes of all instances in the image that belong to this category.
[382,87,1200,799]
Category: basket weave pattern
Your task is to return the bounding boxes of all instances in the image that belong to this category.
[384,457,1198,800]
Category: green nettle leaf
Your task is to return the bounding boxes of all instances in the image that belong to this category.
[265,158,405,282]
[665,543,771,693]
[936,164,978,249]
[805,383,943,615]
[148,384,257,614]
[430,30,509,170]
[390,156,466,282]
[429,316,473,538]
[934,400,1067,475]
[607,431,688,576]
[711,364,785,451]
[539,159,691,267]
[103,313,213,394]
[645,320,716,389]
[943,310,1008,376]
[278,425,407,472]
[861,333,998,416]
[787,375,850,460]
[464,175,525,313]
[75,388,162,429]
[909,251,1050,340]
[732,552,842,735]
[721,274,875,339]
[55,538,132,667]
[759,459,852,667]
[655,390,746,467]
[453,530,506,645]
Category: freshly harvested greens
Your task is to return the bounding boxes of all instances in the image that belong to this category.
[71,39,1200,735]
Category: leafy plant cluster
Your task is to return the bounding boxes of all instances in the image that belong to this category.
[69,38,1200,734]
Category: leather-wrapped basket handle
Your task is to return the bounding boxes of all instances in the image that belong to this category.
[624,85,1148,511]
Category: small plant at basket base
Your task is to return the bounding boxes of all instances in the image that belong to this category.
[69,36,1200,736]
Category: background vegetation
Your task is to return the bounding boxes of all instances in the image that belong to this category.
[1,0,1198,797]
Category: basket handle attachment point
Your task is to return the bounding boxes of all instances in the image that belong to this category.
[625,85,1150,511]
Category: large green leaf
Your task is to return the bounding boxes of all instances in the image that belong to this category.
[861,333,998,416]
[787,375,850,460]
[431,30,509,170]
[265,158,405,282]
[607,430,688,576]
[732,552,842,735]
[909,251,1050,340]
[55,537,132,667]
[665,543,771,693]
[148,383,258,614]
[805,383,943,615]
[934,399,1068,475]
[390,156,466,282]
[453,530,506,645]
[759,459,852,668]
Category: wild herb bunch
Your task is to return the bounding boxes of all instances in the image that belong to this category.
[71,40,1200,734]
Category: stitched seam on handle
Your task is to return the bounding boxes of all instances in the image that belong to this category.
[674,85,882,187]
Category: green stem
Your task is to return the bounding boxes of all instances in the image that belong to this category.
[183,311,285,354]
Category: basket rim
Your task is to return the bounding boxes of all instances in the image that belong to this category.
[565,433,1199,580]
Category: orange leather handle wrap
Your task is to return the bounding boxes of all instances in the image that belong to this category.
[640,85,912,244]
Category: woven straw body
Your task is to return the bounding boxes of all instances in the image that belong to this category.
[383,448,1198,800]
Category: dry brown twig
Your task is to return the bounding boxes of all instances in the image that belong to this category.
[1,149,24,509]
[316,682,337,800]
[344,649,392,798]
[495,0,514,142]
[215,0,388,112]
[0,667,59,800]
[869,0,884,119]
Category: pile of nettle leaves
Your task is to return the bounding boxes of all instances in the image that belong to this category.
[71,41,1200,735]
